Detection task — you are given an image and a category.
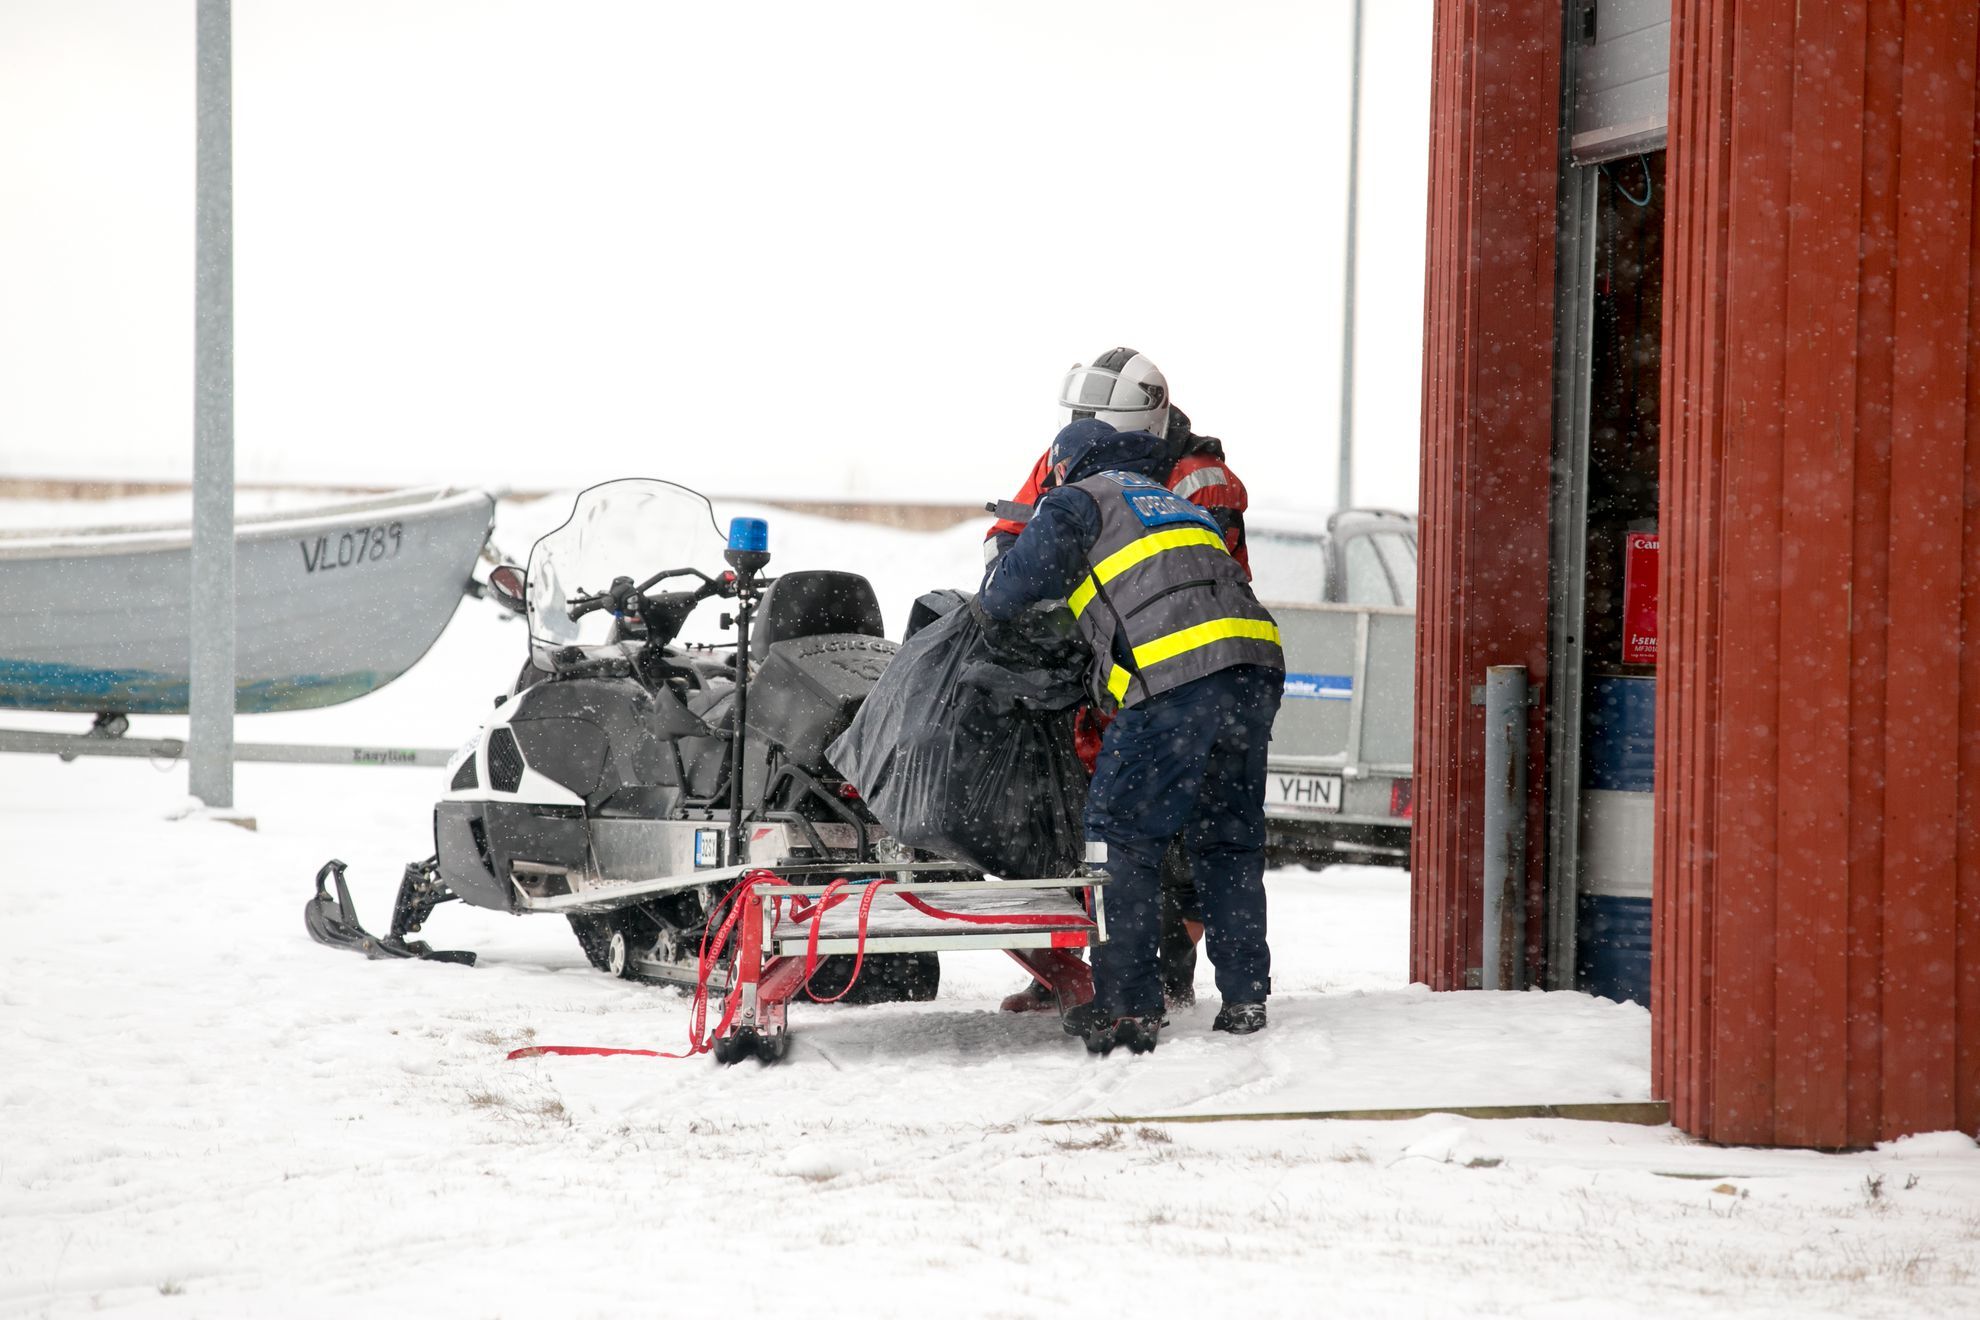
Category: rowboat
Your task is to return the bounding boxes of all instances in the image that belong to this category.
[0,486,496,715]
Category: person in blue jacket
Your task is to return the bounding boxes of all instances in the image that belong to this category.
[976,417,1284,1054]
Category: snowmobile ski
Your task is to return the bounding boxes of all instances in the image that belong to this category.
[304,858,476,965]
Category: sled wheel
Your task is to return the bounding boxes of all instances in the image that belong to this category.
[605,928,633,979]
[713,1030,756,1066]
[754,1031,789,1065]
[569,914,640,979]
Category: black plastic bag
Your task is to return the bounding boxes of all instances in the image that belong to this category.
[828,592,1089,878]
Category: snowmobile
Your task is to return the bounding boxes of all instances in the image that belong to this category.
[305,478,944,1002]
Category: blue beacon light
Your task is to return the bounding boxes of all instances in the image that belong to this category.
[725,516,771,581]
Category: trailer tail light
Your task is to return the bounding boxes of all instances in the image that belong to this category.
[1390,778,1413,819]
[838,783,861,800]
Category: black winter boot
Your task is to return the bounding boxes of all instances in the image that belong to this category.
[1212,1001,1268,1035]
[1064,1003,1162,1054]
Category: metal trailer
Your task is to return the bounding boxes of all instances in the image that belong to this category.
[1246,509,1417,870]
[1261,601,1414,869]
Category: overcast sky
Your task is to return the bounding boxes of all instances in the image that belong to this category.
[0,1,1432,513]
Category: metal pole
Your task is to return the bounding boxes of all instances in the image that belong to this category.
[1336,0,1364,510]
[191,0,236,808]
[1482,666,1529,990]
[727,588,754,865]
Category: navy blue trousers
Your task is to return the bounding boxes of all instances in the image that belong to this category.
[1084,665,1282,1018]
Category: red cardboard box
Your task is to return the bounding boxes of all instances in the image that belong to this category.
[1622,531,1659,666]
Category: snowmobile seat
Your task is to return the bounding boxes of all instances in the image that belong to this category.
[751,571,885,659]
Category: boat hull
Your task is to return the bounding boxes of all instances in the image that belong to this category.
[0,488,496,715]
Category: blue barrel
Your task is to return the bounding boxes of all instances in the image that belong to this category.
[1577,892,1652,1004]
[1585,673,1655,792]
[1577,675,1655,1005]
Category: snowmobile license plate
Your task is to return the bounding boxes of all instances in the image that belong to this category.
[1264,771,1343,813]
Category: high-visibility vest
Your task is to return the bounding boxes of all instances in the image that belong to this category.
[1064,470,1283,709]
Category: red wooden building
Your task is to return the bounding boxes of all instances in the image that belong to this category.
[1413,0,1980,1146]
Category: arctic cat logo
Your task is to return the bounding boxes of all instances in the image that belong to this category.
[795,637,895,655]
[793,636,894,682]
[828,656,889,682]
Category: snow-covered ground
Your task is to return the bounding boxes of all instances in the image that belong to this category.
[4,496,1979,1317]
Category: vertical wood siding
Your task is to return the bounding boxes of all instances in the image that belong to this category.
[1658,0,1980,1145]
[1412,0,1560,988]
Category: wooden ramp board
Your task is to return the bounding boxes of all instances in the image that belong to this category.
[1041,1101,1671,1128]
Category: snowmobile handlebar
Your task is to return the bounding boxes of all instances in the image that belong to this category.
[564,567,737,622]
[564,567,743,649]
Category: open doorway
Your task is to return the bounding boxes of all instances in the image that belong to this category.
[1546,148,1665,997]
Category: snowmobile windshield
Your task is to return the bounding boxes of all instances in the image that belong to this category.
[524,479,731,650]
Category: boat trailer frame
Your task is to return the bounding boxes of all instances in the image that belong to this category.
[0,717,452,768]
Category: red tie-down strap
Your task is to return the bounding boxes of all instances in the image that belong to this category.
[782,875,889,1004]
[509,868,791,1062]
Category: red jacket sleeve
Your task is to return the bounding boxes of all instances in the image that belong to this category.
[1168,452,1251,578]
[986,449,1053,542]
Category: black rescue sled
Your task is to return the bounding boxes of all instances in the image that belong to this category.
[306,479,1107,1060]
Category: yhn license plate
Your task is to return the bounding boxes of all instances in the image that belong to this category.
[1266,771,1344,813]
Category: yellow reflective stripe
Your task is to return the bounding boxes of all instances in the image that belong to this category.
[1069,577,1099,618]
[1103,617,1282,704]
[1067,526,1228,619]
[1107,665,1132,702]
[1096,526,1228,584]
[1131,617,1281,670]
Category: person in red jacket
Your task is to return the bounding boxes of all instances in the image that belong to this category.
[987,348,1252,1014]
[984,349,1248,573]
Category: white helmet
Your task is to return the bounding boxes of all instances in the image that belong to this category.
[1058,347,1169,437]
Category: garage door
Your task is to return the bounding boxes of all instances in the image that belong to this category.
[1571,0,1670,163]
